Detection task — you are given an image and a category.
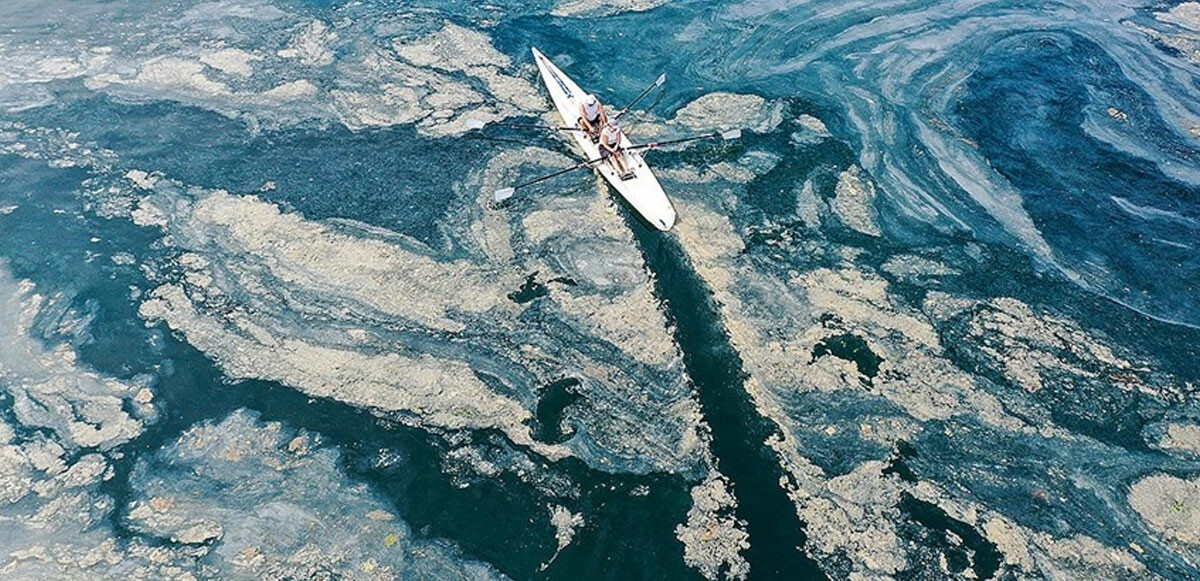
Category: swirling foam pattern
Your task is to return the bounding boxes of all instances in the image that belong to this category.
[2,0,1200,579]
[667,0,1200,328]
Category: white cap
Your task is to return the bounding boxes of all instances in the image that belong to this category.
[607,118,618,127]
[586,94,598,105]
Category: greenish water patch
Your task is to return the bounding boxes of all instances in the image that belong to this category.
[632,224,827,580]
[811,333,882,385]
[509,271,578,304]
[534,378,583,444]
[511,272,551,303]
[882,440,919,484]
[897,493,1002,580]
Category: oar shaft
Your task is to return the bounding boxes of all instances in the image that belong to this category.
[614,74,666,119]
[509,157,603,192]
[522,132,728,188]
[497,128,738,200]
[626,131,723,153]
[490,121,587,132]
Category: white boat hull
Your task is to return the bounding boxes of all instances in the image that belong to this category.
[531,47,677,231]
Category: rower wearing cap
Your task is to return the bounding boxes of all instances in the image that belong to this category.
[579,94,607,141]
[600,118,631,177]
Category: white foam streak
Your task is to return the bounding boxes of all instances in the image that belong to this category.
[0,3,541,134]
[127,410,509,579]
[117,153,702,473]
[712,0,1200,302]
[134,190,566,460]
[1111,196,1200,227]
[551,0,670,18]
[675,472,751,580]
[669,194,1170,575]
[0,267,147,451]
[913,119,1057,261]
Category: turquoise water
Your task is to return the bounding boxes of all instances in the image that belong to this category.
[2,0,1200,579]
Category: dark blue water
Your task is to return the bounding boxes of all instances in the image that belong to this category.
[954,31,1200,328]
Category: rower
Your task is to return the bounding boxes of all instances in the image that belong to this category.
[600,118,631,177]
[578,94,607,141]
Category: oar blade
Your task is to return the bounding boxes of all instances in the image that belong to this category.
[655,73,667,87]
[721,128,742,140]
[466,118,487,130]
[493,187,515,202]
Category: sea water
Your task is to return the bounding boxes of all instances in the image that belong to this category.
[1,0,1199,579]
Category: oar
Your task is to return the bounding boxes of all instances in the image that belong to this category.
[493,157,606,202]
[612,73,667,120]
[466,119,587,133]
[625,128,742,153]
[492,128,742,202]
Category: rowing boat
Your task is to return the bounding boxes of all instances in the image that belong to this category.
[530,47,677,231]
